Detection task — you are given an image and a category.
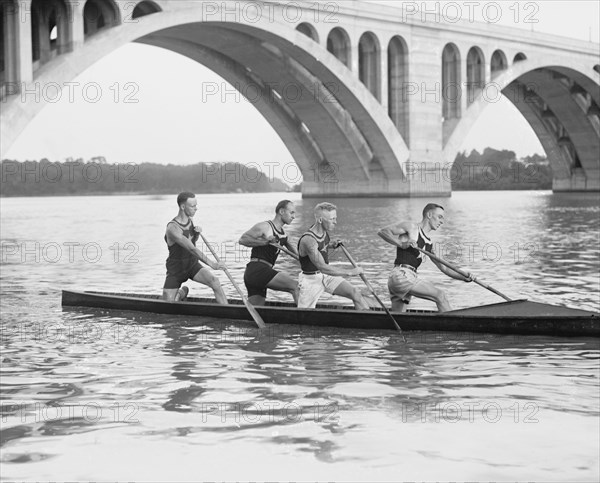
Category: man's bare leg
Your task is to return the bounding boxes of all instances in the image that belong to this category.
[333,280,370,311]
[266,272,298,304]
[408,279,451,312]
[193,268,228,304]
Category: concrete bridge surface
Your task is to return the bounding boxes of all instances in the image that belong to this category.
[1,0,599,196]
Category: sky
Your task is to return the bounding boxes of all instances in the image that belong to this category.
[4,0,600,181]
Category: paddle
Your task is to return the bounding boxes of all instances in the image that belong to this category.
[199,233,266,329]
[413,246,513,302]
[268,242,299,261]
[338,244,406,341]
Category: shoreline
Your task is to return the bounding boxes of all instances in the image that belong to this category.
[0,189,299,198]
[2,188,593,198]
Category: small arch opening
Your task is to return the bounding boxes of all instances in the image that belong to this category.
[466,46,485,105]
[514,52,527,63]
[296,22,319,42]
[132,0,161,19]
[388,35,408,141]
[358,31,381,101]
[491,49,507,77]
[442,43,461,119]
[326,27,351,68]
[84,0,120,37]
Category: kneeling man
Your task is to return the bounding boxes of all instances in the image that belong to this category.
[297,202,368,310]
[239,200,299,305]
[378,203,473,312]
[162,192,227,304]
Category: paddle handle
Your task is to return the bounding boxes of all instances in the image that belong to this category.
[268,242,299,261]
[200,233,266,329]
[414,246,513,302]
[339,245,406,340]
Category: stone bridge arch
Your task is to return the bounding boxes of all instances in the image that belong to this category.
[443,58,600,191]
[0,4,410,197]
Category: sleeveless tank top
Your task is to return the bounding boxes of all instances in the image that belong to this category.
[165,218,198,261]
[250,221,288,265]
[394,226,433,270]
[298,228,330,272]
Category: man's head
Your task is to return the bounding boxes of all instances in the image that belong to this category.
[275,200,296,225]
[314,202,337,232]
[177,192,197,217]
[422,203,444,230]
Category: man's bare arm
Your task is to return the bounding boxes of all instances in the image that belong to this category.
[431,257,473,282]
[168,224,221,270]
[299,236,362,277]
[377,222,418,247]
[284,238,299,257]
[239,222,274,247]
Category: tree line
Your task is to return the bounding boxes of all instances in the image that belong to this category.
[0,159,290,196]
[451,148,552,190]
[0,149,552,196]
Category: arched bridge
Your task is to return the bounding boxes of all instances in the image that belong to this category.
[1,0,599,196]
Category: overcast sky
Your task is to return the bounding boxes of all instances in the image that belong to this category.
[4,1,599,181]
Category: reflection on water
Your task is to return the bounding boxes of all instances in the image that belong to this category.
[1,192,599,481]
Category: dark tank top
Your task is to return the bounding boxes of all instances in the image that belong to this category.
[394,226,433,270]
[165,218,198,261]
[298,228,330,273]
[250,221,288,265]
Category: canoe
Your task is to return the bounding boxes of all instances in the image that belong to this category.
[61,290,600,337]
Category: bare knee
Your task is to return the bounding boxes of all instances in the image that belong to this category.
[204,274,222,291]
[350,286,362,301]
[275,276,297,293]
[432,289,452,311]
[210,279,223,291]
[350,287,369,309]
[432,288,448,304]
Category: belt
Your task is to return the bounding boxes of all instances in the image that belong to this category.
[395,264,417,273]
[250,258,273,268]
[302,270,321,275]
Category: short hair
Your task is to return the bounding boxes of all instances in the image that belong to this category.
[275,199,292,214]
[314,202,337,215]
[423,203,444,218]
[177,192,195,206]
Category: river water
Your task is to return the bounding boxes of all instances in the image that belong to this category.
[1,191,599,481]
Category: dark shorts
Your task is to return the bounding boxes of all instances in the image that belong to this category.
[163,258,204,289]
[244,261,279,298]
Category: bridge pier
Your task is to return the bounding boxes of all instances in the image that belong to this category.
[0,0,33,98]
[553,169,600,192]
[301,162,451,198]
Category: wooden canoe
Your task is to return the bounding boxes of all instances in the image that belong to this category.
[61,290,600,337]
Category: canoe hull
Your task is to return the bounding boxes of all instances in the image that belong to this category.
[61,290,600,337]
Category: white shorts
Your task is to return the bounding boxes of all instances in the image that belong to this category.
[297,272,345,308]
[388,266,419,304]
